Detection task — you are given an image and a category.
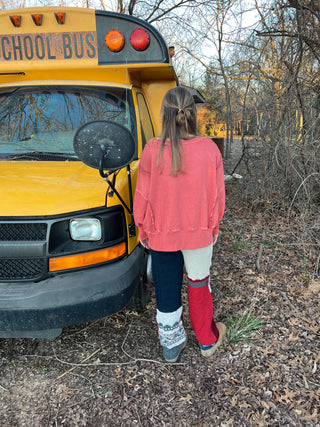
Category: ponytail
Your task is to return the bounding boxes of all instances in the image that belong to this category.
[157,87,197,176]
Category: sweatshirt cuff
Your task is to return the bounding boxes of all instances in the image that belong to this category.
[138,228,148,242]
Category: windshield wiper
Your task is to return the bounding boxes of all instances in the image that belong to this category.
[1,151,79,161]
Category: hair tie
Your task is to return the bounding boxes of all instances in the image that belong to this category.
[178,108,182,113]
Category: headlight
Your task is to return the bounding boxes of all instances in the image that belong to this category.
[69,218,102,241]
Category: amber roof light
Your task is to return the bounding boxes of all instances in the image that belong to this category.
[32,14,43,26]
[105,29,125,52]
[10,15,21,27]
[55,12,65,25]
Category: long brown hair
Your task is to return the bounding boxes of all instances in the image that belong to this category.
[158,86,197,176]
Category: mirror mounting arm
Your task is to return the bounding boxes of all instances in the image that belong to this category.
[99,163,136,238]
[126,165,136,238]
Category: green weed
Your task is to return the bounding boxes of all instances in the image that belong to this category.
[263,240,277,248]
[229,238,249,251]
[221,227,234,232]
[226,306,265,345]
[5,359,15,369]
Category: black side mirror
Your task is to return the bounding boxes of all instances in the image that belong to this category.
[73,120,135,171]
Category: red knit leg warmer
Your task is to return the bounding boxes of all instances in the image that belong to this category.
[187,276,220,346]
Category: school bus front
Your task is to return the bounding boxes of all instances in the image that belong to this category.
[0,7,177,338]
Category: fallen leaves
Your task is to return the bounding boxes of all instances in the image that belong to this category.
[276,388,297,404]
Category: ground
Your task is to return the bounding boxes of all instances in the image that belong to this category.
[0,141,319,426]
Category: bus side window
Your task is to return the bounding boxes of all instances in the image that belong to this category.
[136,93,155,148]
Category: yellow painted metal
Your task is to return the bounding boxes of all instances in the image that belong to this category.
[0,161,107,216]
[0,64,176,84]
[141,80,177,136]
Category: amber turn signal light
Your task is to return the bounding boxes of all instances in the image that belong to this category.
[105,29,125,52]
[49,242,126,272]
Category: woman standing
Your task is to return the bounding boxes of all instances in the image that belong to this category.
[133,87,226,362]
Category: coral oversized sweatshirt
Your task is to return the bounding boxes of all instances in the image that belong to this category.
[133,137,225,251]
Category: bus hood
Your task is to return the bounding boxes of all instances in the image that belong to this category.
[0,161,109,216]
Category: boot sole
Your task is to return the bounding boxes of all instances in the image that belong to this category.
[165,338,187,363]
[201,322,227,358]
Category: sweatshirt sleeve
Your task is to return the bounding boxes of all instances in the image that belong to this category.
[212,154,226,235]
[133,143,152,242]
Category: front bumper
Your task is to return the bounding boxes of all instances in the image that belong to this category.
[0,246,143,338]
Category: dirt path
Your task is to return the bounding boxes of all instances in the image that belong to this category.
[1,141,319,426]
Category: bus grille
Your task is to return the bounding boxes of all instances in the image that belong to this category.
[0,223,48,281]
[0,223,47,241]
[0,259,46,281]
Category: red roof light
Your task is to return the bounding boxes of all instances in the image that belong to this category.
[130,28,150,51]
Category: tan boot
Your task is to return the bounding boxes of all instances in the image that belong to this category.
[200,322,227,358]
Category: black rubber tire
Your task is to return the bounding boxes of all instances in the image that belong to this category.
[127,275,151,312]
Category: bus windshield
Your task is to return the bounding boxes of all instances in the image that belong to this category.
[0,86,136,160]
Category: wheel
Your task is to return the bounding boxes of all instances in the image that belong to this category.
[127,249,152,312]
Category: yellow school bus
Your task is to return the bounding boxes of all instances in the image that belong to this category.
[0,7,178,338]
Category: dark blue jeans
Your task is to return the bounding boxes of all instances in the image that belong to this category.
[150,249,184,313]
